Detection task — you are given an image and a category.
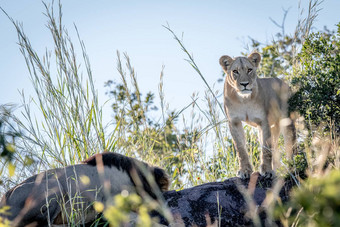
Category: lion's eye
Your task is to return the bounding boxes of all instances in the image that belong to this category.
[233,70,239,74]
[248,68,253,73]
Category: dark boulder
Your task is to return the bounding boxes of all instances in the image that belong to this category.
[161,173,295,227]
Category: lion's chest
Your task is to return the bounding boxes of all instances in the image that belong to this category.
[226,101,266,127]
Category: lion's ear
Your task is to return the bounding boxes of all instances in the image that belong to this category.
[219,55,233,71]
[248,52,261,67]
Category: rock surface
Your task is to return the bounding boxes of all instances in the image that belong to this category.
[161,173,294,226]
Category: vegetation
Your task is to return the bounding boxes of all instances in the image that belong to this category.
[0,0,339,226]
[0,106,18,163]
[275,170,340,227]
[290,23,340,138]
[104,55,205,188]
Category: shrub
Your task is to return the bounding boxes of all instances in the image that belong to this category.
[290,23,340,137]
[281,170,340,226]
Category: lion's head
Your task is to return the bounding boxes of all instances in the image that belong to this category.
[219,53,261,97]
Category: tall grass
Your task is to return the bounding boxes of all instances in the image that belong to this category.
[0,1,117,193]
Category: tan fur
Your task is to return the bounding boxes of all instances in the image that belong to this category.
[219,53,296,178]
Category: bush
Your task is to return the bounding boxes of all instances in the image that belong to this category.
[280,170,340,226]
[290,23,340,137]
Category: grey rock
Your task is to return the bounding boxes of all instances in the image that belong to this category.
[161,173,294,227]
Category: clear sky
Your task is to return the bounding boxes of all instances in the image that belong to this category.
[0,0,339,125]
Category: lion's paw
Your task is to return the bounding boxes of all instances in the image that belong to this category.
[260,170,276,179]
[259,164,275,179]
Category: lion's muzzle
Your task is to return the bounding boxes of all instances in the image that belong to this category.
[239,81,253,95]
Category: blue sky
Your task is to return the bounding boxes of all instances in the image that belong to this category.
[0,0,339,125]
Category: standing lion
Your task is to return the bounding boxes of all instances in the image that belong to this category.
[219,52,296,178]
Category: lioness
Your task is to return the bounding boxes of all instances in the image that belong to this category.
[219,52,296,178]
[0,152,169,227]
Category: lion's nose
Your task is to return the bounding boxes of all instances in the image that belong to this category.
[240,82,249,88]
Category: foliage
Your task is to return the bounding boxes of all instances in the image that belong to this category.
[0,106,18,162]
[0,206,11,227]
[104,53,204,188]
[290,23,340,137]
[0,105,28,186]
[103,193,163,227]
[278,170,340,226]
[0,217,11,227]
[279,153,309,181]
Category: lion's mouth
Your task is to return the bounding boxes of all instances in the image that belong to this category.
[240,89,252,94]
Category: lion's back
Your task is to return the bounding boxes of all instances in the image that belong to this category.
[257,77,291,119]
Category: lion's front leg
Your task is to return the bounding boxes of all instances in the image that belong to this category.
[229,120,253,179]
[258,122,274,178]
